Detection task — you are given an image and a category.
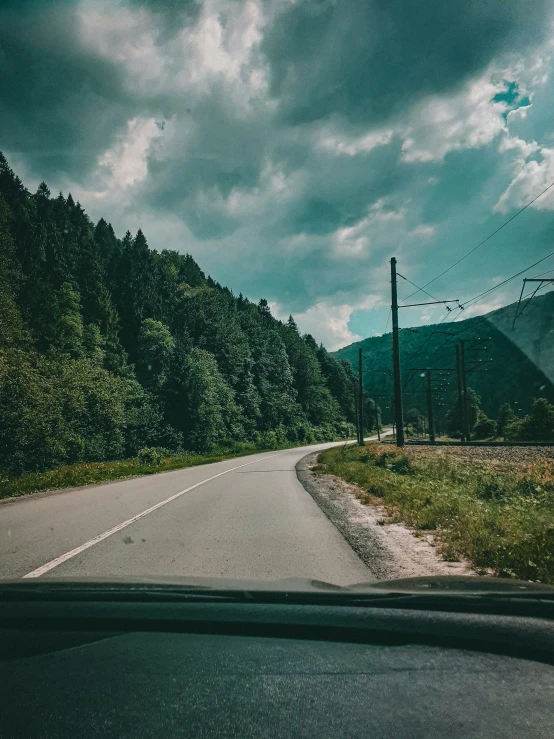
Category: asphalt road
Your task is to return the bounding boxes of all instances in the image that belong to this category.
[0,436,388,585]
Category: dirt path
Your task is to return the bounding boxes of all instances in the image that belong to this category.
[296,451,474,581]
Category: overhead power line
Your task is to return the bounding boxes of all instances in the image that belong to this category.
[383,308,392,334]
[458,250,554,311]
[406,249,554,373]
[397,273,449,305]
[402,310,455,386]
[400,178,554,304]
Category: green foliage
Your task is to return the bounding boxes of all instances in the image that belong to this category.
[0,154,357,484]
[473,411,497,439]
[180,348,243,452]
[137,447,165,466]
[0,195,27,348]
[446,387,481,437]
[405,407,425,436]
[497,403,516,438]
[318,444,554,583]
[136,318,175,391]
[506,398,554,441]
[0,349,130,475]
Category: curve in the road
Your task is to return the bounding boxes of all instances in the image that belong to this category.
[1,437,387,585]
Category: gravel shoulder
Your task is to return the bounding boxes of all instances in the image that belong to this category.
[296,451,474,581]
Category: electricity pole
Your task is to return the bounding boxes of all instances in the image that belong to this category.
[374,396,381,441]
[358,348,364,445]
[391,263,458,447]
[460,340,470,441]
[353,378,360,444]
[455,345,465,442]
[460,338,493,442]
[390,258,405,447]
[512,278,554,329]
[426,372,435,444]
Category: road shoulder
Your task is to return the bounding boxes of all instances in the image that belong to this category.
[296,451,473,581]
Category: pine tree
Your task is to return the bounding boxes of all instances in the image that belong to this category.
[0,154,357,477]
[0,195,26,348]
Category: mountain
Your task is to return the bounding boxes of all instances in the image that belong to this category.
[333,291,554,426]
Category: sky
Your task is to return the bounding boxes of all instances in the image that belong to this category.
[2,0,554,350]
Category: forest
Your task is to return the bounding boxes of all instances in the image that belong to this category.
[0,154,377,479]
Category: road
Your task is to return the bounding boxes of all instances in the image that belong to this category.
[0,436,388,585]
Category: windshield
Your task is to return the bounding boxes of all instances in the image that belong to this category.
[1,0,554,592]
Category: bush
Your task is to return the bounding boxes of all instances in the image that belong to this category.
[473,411,497,439]
[506,398,554,441]
[137,447,163,466]
[374,450,413,475]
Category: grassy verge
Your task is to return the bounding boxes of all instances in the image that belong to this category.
[0,437,356,501]
[316,443,554,583]
[0,445,254,500]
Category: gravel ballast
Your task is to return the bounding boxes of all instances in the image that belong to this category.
[404,444,554,465]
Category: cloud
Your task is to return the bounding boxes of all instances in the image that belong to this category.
[262,0,551,125]
[400,77,509,163]
[462,298,507,317]
[0,2,135,179]
[316,126,395,157]
[271,294,383,351]
[495,146,554,213]
[3,0,554,349]
[410,225,435,239]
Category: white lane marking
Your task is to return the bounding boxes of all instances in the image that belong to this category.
[23,450,290,579]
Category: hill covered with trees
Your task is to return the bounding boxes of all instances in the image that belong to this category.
[0,154,377,479]
[334,292,554,435]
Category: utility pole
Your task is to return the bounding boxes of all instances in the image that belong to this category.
[353,378,360,444]
[358,348,364,445]
[406,367,454,442]
[460,337,492,442]
[374,396,381,441]
[455,345,465,442]
[390,258,405,447]
[426,372,435,444]
[460,341,470,441]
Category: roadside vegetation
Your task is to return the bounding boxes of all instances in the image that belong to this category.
[316,443,554,583]
[0,438,322,500]
[404,394,554,442]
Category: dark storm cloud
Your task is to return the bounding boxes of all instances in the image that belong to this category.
[146,89,270,210]
[0,3,134,180]
[262,0,552,125]
[3,0,554,347]
[284,136,405,236]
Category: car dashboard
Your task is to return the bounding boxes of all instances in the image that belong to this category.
[1,585,554,738]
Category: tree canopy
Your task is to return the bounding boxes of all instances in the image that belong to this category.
[0,154,370,475]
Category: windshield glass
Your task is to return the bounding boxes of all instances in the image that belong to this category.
[1,0,554,591]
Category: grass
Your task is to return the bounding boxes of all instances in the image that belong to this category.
[0,436,358,501]
[0,441,288,500]
[316,443,554,583]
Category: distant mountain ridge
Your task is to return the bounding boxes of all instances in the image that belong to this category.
[333,291,554,424]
